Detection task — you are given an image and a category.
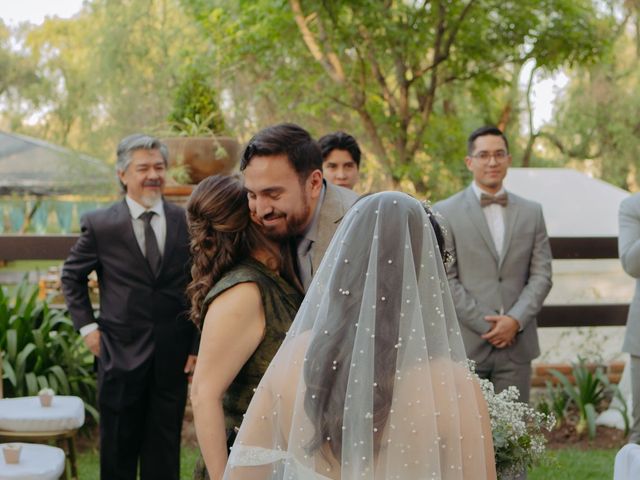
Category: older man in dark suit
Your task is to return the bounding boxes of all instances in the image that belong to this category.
[61,134,198,480]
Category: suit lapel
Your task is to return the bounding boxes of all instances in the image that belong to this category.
[499,191,520,270]
[161,201,180,275]
[311,184,347,274]
[463,186,500,263]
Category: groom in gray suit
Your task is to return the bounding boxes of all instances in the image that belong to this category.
[241,123,358,291]
[434,126,552,403]
[620,192,640,442]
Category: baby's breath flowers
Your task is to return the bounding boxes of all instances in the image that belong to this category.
[478,377,555,478]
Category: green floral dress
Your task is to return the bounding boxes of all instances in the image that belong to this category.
[193,257,303,480]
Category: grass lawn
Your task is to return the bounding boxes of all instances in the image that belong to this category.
[529,448,615,480]
[73,444,615,479]
[76,444,200,480]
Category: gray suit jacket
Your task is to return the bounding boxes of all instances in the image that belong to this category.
[310,182,359,275]
[434,186,552,364]
[620,193,640,356]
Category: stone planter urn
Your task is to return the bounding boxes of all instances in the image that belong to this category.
[162,136,239,184]
[161,136,240,206]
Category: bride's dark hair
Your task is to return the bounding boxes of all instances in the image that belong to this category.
[186,174,299,327]
[303,196,444,461]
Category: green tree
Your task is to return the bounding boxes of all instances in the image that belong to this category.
[184,0,612,195]
[0,21,41,130]
[540,0,640,190]
[3,0,210,162]
[168,67,226,135]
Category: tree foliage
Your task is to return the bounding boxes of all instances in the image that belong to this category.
[168,67,226,135]
[540,1,640,190]
[0,1,622,194]
[183,0,613,195]
[0,21,40,127]
[1,0,213,163]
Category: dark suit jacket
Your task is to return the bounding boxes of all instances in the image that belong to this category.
[61,199,197,397]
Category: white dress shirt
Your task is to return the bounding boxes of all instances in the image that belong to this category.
[471,181,506,257]
[79,196,166,337]
[125,196,167,257]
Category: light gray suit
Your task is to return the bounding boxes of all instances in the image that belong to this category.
[434,185,552,402]
[619,193,640,442]
[311,182,358,272]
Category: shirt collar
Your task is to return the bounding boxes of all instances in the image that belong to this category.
[125,195,164,219]
[301,181,326,243]
[471,181,506,201]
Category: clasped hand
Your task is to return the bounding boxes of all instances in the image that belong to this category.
[481,315,519,348]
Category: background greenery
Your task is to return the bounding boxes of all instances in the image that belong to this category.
[75,444,200,480]
[70,444,616,480]
[0,278,98,421]
[1,0,639,198]
[529,448,617,480]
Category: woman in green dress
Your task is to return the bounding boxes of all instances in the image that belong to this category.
[187,175,303,480]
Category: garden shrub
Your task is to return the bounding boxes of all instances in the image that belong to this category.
[0,278,98,421]
[548,357,628,439]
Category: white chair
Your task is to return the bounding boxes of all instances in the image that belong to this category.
[0,442,66,480]
[614,443,640,480]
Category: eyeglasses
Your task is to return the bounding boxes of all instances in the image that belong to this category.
[471,150,509,163]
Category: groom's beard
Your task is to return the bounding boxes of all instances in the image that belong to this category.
[253,198,312,241]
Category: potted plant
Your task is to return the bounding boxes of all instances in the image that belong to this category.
[162,68,239,202]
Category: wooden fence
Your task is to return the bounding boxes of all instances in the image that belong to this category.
[0,235,629,328]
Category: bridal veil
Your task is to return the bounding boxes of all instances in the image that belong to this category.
[224,191,495,479]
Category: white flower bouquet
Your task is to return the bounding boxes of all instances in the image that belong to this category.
[478,377,555,478]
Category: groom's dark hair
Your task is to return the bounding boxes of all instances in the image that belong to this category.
[240,123,322,181]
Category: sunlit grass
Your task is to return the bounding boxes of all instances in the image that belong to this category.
[74,443,616,479]
[76,444,200,480]
[529,448,616,480]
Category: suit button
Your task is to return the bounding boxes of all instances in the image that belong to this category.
[498,277,502,282]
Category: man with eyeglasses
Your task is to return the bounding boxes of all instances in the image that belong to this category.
[434,126,552,407]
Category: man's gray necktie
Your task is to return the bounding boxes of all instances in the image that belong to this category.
[297,237,313,291]
[140,211,162,276]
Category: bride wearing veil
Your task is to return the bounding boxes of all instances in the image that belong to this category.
[223,191,496,479]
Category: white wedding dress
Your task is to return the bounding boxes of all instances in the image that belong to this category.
[223,192,497,480]
[230,445,333,479]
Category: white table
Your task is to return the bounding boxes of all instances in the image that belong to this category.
[0,397,84,432]
[0,443,65,480]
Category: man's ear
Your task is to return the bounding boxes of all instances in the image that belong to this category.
[464,156,473,172]
[308,169,323,198]
[117,169,127,187]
